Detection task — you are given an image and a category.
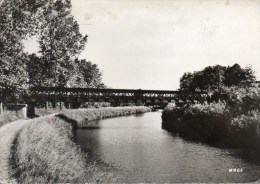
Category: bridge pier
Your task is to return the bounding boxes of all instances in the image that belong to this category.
[135,99,144,106]
[64,102,71,109]
[59,102,62,110]
[45,101,49,109]
[0,102,3,115]
[51,100,56,109]
[22,104,28,118]
[27,102,36,117]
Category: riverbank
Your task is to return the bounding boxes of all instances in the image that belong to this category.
[162,85,260,160]
[58,106,151,128]
[0,106,151,183]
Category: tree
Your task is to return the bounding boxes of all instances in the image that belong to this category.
[179,65,226,92]
[179,64,256,92]
[179,72,194,91]
[1,0,105,98]
[68,59,105,88]
[36,0,87,87]
[224,64,256,87]
[27,54,46,87]
[0,0,46,97]
[201,65,226,91]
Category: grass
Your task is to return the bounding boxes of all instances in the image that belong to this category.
[59,106,151,128]
[13,115,115,183]
[0,106,151,183]
[0,110,25,128]
[35,108,64,117]
[0,118,32,183]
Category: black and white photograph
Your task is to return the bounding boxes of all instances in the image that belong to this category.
[0,0,260,183]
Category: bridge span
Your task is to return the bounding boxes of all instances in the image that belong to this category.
[29,87,208,107]
[1,87,208,116]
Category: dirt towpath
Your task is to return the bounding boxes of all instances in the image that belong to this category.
[0,114,58,183]
[0,119,30,183]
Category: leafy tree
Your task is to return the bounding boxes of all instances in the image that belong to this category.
[27,54,46,87]
[35,0,87,87]
[201,65,226,91]
[179,65,226,92]
[179,64,256,92]
[224,64,256,87]
[68,59,105,88]
[0,0,46,97]
[179,72,194,91]
[1,0,105,101]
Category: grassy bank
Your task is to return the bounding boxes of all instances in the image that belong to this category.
[58,106,151,128]
[0,119,31,183]
[0,110,25,128]
[162,85,260,157]
[13,115,114,183]
[0,106,150,183]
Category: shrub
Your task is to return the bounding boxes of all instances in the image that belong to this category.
[230,111,260,149]
[162,84,260,149]
[183,101,229,117]
[162,106,186,133]
[162,102,231,143]
[180,102,230,143]
[221,84,260,115]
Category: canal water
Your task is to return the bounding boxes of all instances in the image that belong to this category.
[75,111,260,183]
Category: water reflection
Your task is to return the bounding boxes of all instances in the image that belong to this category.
[75,111,260,183]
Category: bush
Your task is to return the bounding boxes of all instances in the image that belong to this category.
[183,101,229,117]
[162,106,186,133]
[230,111,260,149]
[221,84,260,115]
[162,84,260,149]
[163,102,230,143]
[181,102,230,143]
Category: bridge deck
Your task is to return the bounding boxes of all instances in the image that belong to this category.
[1,87,208,105]
[31,87,206,95]
[28,87,208,104]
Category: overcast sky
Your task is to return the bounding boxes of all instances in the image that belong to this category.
[25,0,260,90]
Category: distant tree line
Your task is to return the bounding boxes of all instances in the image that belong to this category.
[0,0,105,98]
[179,64,256,92]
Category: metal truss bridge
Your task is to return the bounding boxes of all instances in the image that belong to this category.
[28,87,208,107]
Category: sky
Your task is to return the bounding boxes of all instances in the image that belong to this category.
[25,0,260,90]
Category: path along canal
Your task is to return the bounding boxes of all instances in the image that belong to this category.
[75,111,260,183]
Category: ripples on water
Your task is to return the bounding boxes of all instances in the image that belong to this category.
[75,111,260,183]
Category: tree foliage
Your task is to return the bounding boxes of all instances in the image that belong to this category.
[73,59,105,88]
[179,64,256,92]
[1,0,105,100]
[35,0,87,87]
[223,64,256,87]
[27,56,105,88]
[0,0,45,94]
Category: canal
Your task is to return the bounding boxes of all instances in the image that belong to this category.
[75,111,260,183]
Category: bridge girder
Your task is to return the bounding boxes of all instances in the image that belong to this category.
[25,87,208,106]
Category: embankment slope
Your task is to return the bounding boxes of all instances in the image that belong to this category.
[0,106,151,183]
